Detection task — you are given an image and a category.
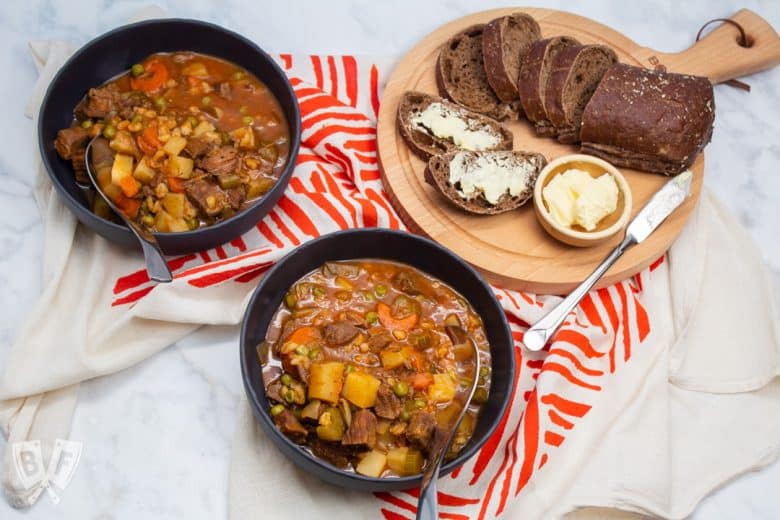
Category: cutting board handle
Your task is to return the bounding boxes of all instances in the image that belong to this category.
[633,9,780,84]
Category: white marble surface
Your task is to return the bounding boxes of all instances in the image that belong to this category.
[0,0,779,518]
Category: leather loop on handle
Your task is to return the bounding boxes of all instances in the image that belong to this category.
[634,9,780,84]
[696,18,752,91]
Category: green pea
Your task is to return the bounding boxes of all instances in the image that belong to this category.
[308,348,320,359]
[102,124,116,139]
[280,374,292,386]
[141,215,155,227]
[284,292,297,309]
[270,404,285,417]
[392,380,409,397]
[414,398,426,409]
[365,311,378,325]
[187,115,199,128]
[473,388,489,404]
[295,345,309,356]
[399,409,411,422]
[375,284,387,297]
[232,71,245,81]
[201,95,212,106]
[186,218,200,230]
[283,390,295,403]
[239,105,248,114]
[242,115,254,126]
[154,97,167,110]
[131,63,145,77]
[80,119,93,129]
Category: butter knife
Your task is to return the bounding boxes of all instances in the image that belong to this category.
[523,170,693,351]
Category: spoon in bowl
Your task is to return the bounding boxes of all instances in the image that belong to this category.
[81,136,173,282]
[416,339,481,520]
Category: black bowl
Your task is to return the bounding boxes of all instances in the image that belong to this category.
[240,229,515,491]
[38,19,301,255]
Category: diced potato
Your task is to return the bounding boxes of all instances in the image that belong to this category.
[133,156,156,184]
[230,126,256,149]
[192,120,215,137]
[380,349,405,370]
[355,450,386,478]
[386,447,409,475]
[246,177,275,199]
[182,62,208,77]
[428,373,457,403]
[308,362,344,404]
[102,182,123,203]
[163,135,188,156]
[109,131,136,155]
[110,154,134,185]
[315,407,345,442]
[168,218,189,232]
[164,155,194,179]
[342,371,381,408]
[154,210,173,232]
[162,193,186,218]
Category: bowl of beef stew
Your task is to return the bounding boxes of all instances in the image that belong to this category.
[240,229,515,491]
[38,19,301,254]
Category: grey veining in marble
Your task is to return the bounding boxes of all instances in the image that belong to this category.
[0,0,779,518]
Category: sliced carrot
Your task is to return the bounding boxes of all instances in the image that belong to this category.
[118,176,139,197]
[116,196,141,219]
[137,124,160,155]
[377,302,418,330]
[167,177,186,193]
[130,59,169,93]
[285,326,320,346]
[410,373,433,391]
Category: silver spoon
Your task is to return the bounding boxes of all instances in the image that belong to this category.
[416,339,481,520]
[524,170,692,351]
[82,136,173,283]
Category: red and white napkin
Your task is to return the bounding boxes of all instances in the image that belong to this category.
[2,36,779,519]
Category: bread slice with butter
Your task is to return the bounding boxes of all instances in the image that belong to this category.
[424,150,546,215]
[397,91,513,161]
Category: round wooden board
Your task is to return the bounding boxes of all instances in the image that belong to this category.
[377,7,704,294]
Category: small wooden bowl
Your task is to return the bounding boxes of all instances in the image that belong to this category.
[533,154,632,247]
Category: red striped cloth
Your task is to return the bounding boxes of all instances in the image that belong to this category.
[112,55,660,518]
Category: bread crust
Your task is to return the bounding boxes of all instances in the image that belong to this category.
[436,24,520,120]
[579,63,715,175]
[482,13,542,104]
[517,36,580,134]
[396,91,513,161]
[423,151,546,215]
[543,44,617,144]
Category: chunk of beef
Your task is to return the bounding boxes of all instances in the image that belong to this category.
[262,366,282,388]
[367,332,393,351]
[407,411,437,449]
[374,384,401,419]
[71,153,88,184]
[393,271,420,295]
[274,409,308,442]
[55,127,90,160]
[323,321,360,346]
[198,145,239,177]
[281,353,310,385]
[184,136,214,159]
[226,187,245,210]
[341,409,377,447]
[218,82,232,100]
[185,178,227,217]
[309,439,351,468]
[77,84,120,119]
[265,380,284,404]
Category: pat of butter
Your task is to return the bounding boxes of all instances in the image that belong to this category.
[412,103,500,151]
[448,152,535,205]
[542,168,618,231]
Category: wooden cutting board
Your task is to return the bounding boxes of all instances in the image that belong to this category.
[377,8,780,293]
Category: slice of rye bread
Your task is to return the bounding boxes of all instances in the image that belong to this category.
[579,63,715,175]
[543,44,617,144]
[517,36,580,136]
[424,150,547,215]
[396,91,513,161]
[436,24,520,120]
[482,12,542,104]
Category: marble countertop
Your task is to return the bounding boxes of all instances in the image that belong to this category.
[1,0,779,518]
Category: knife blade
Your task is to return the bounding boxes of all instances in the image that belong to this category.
[626,169,693,243]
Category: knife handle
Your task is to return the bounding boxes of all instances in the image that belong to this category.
[523,235,635,351]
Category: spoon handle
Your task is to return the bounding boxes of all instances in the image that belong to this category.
[523,235,634,351]
[138,234,173,283]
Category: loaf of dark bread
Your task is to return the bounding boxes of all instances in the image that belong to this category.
[579,63,715,175]
[482,13,542,104]
[517,36,580,136]
[436,25,520,120]
[396,91,513,161]
[543,44,617,144]
[424,150,546,215]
